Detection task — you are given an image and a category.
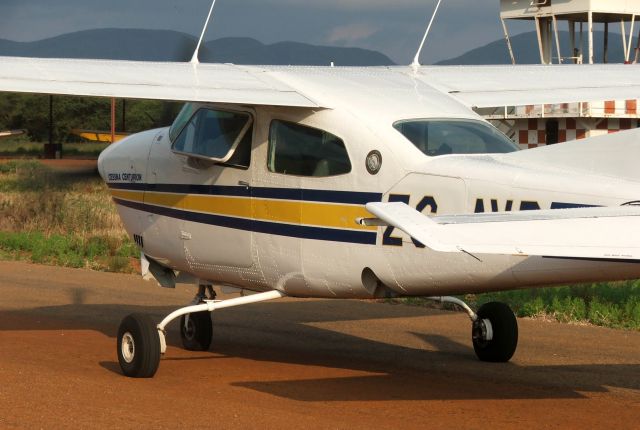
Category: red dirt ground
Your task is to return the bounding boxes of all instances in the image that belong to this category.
[0,261,638,429]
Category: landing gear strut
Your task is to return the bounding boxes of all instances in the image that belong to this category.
[116,288,286,378]
[426,296,518,362]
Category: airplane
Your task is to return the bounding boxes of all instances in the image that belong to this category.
[2,38,640,378]
[0,129,26,139]
[70,128,130,143]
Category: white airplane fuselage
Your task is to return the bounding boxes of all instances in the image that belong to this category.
[97,71,640,299]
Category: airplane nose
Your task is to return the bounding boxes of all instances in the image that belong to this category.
[97,147,108,181]
[96,129,159,185]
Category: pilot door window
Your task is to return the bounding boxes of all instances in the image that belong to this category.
[268,120,351,177]
[172,108,253,167]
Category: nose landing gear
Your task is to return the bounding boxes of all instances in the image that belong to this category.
[116,289,287,378]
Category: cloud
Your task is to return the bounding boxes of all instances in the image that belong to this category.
[326,23,379,45]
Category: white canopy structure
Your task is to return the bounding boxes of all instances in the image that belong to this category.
[500,0,640,64]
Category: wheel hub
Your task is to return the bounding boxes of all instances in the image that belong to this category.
[121,332,135,363]
[472,318,494,346]
[183,317,196,340]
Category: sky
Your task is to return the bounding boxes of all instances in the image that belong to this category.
[0,0,533,64]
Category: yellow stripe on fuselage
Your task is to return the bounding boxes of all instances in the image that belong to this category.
[110,189,375,231]
[110,189,145,202]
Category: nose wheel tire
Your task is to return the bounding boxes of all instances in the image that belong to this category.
[117,313,161,378]
[180,311,213,351]
[472,302,518,363]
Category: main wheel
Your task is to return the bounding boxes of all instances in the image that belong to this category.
[180,312,213,351]
[117,313,161,378]
[472,302,518,362]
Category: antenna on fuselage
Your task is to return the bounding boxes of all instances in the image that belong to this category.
[190,0,218,64]
[411,0,443,68]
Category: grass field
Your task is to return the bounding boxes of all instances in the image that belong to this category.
[397,283,640,330]
[0,139,108,158]
[0,160,137,272]
[0,159,638,330]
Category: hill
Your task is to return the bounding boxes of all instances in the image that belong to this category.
[437,31,632,65]
[0,29,394,66]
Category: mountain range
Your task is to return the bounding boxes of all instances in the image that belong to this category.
[437,30,634,65]
[0,28,632,66]
[0,29,394,66]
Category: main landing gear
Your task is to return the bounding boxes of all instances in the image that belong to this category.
[427,297,518,362]
[117,287,286,378]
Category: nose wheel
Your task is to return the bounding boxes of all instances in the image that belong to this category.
[117,313,161,378]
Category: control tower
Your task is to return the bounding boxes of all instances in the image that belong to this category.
[477,0,640,150]
[500,0,640,64]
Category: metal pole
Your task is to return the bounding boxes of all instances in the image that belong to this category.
[122,99,126,132]
[604,22,609,63]
[501,18,516,65]
[627,15,636,62]
[44,95,54,158]
[110,98,116,144]
[621,19,628,61]
[552,15,562,64]
[535,17,546,64]
[579,21,584,63]
[48,95,53,147]
[569,21,576,63]
[636,21,640,63]
[588,12,594,64]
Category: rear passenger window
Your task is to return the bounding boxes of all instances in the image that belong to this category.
[268,120,351,177]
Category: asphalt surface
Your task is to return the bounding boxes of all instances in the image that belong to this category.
[0,261,638,429]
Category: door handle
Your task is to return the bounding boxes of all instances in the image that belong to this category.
[238,181,250,189]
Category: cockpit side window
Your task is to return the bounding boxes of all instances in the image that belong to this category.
[268,120,351,177]
[169,103,196,142]
[394,119,519,157]
[172,107,253,166]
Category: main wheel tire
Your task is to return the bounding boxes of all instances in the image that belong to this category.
[472,302,518,363]
[117,313,161,378]
[180,312,213,351]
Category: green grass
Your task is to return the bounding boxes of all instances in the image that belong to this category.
[0,159,139,272]
[395,283,640,330]
[0,231,138,272]
[472,283,640,329]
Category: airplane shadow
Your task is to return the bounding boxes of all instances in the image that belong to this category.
[2,299,639,402]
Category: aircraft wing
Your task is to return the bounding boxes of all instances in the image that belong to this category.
[415,65,640,108]
[366,202,640,261]
[0,56,320,108]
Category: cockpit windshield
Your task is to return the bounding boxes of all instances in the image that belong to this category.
[169,103,197,142]
[394,119,519,157]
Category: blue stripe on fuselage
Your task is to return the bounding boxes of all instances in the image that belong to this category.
[108,182,382,205]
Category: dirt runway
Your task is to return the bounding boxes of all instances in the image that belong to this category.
[0,261,638,429]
